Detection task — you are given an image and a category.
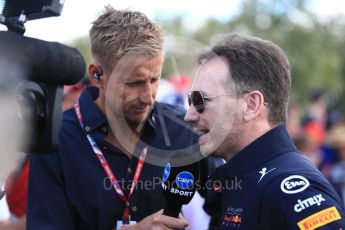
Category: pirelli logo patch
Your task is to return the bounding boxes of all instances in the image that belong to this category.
[297,206,341,230]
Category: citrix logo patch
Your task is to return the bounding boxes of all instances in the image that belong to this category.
[294,194,325,212]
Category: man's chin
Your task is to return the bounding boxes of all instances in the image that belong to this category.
[200,143,228,159]
[200,144,214,158]
[125,114,150,130]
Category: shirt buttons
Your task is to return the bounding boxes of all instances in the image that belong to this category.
[127,168,133,174]
[102,126,108,133]
[102,146,108,151]
[85,126,91,132]
[131,206,138,212]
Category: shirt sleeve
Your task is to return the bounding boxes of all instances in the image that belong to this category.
[27,153,74,230]
[260,174,345,230]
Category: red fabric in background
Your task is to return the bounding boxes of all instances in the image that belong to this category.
[5,159,30,217]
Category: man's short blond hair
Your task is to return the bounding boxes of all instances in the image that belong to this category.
[89,5,164,73]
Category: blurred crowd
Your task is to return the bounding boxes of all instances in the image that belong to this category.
[287,90,345,205]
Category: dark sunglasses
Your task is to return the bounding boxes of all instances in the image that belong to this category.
[187,91,235,113]
[187,90,268,113]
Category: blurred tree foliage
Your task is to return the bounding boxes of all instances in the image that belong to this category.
[69,0,345,110]
[68,36,91,81]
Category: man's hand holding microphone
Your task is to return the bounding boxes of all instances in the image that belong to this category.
[119,210,188,230]
[121,154,200,230]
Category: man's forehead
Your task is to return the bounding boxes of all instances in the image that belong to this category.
[113,54,162,72]
[200,57,229,74]
[191,58,230,89]
[109,54,163,80]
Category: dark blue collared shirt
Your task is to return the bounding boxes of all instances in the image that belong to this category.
[212,125,345,229]
[27,86,204,230]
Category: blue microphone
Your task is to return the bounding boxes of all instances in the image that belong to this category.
[161,156,200,217]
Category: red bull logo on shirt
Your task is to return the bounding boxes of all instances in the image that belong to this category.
[223,207,243,228]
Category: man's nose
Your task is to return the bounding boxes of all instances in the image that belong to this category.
[184,103,199,124]
[139,83,154,105]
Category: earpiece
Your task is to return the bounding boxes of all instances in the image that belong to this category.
[93,71,102,81]
[90,64,103,81]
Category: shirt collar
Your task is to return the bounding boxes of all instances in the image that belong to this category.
[78,86,107,133]
[78,86,157,134]
[222,124,297,177]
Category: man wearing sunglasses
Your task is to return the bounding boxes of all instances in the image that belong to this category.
[184,33,345,229]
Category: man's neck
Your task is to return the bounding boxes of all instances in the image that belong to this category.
[105,131,138,159]
[224,121,273,161]
[95,95,106,116]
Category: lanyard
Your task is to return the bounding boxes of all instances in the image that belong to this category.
[74,101,147,222]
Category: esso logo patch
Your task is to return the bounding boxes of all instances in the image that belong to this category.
[176,171,194,189]
[280,175,310,194]
[162,163,171,181]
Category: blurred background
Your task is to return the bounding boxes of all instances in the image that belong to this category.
[1,0,344,109]
[1,0,342,110]
[1,0,345,229]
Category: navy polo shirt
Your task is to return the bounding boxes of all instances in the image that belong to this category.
[27,86,202,230]
[213,125,345,229]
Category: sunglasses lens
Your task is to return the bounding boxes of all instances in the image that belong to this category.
[188,94,192,106]
[191,91,205,113]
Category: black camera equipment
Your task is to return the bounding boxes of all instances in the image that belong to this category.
[0,0,64,34]
[0,0,86,153]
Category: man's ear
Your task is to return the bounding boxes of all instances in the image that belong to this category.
[243,91,265,122]
[88,64,104,88]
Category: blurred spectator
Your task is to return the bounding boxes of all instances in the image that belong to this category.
[62,78,89,111]
[303,90,328,146]
[304,121,325,148]
[298,89,340,177]
[0,155,28,230]
[156,79,184,107]
[289,99,327,170]
[328,123,345,205]
[305,89,328,126]
[327,123,345,160]
[156,75,192,109]
[167,75,192,109]
[293,132,322,167]
[5,156,30,219]
[287,99,302,140]
[327,109,344,130]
